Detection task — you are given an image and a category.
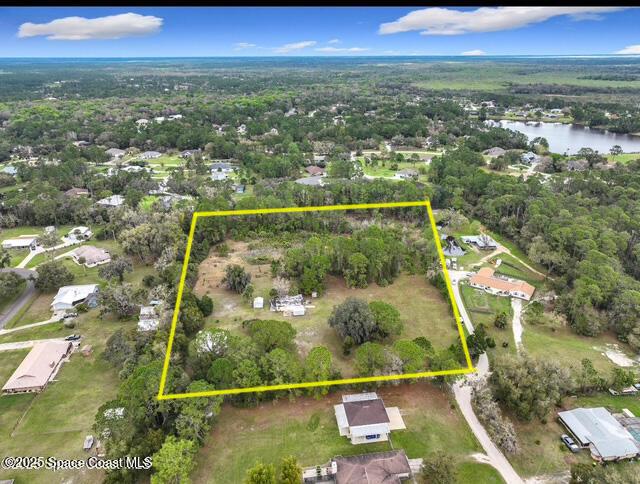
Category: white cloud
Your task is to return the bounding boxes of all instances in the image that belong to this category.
[315,46,369,53]
[328,38,341,44]
[233,42,256,50]
[616,44,640,55]
[273,40,316,54]
[461,49,486,56]
[379,7,627,36]
[18,12,162,41]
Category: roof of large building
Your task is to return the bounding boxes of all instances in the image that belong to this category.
[2,341,71,392]
[334,450,410,484]
[469,267,535,299]
[559,407,640,460]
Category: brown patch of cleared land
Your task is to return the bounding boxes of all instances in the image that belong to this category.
[192,383,492,484]
[194,241,459,378]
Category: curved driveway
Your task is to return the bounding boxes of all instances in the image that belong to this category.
[0,268,37,330]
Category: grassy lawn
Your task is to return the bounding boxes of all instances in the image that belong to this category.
[457,462,505,484]
[507,412,590,477]
[523,324,622,374]
[200,259,459,379]
[356,157,428,179]
[0,309,132,483]
[609,152,640,164]
[0,225,75,240]
[4,292,53,329]
[490,253,546,288]
[0,349,28,386]
[570,394,640,416]
[192,383,486,484]
[486,231,547,275]
[460,284,515,357]
[9,249,28,267]
[0,337,122,483]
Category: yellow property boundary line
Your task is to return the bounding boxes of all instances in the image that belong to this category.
[157,200,476,400]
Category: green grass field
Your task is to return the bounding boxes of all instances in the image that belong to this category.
[413,64,640,92]
[0,346,121,484]
[202,269,460,378]
[356,156,429,179]
[8,249,28,267]
[608,152,640,164]
[490,253,546,288]
[523,325,627,374]
[459,284,516,357]
[192,383,491,484]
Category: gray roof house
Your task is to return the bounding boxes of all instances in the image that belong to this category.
[295,175,324,187]
[105,148,126,159]
[558,407,640,462]
[139,151,162,160]
[461,234,498,250]
[483,147,506,157]
[334,393,406,445]
[71,246,111,268]
[96,194,125,208]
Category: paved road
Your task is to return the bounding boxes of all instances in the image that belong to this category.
[0,315,62,336]
[453,354,524,484]
[511,298,524,354]
[448,269,524,484]
[447,270,475,334]
[0,268,37,330]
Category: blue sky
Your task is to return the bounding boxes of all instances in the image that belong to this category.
[0,7,639,57]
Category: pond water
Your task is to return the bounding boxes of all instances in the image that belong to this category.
[493,120,640,155]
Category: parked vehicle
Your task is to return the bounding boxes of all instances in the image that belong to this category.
[64,334,81,341]
[561,434,580,453]
[63,313,78,319]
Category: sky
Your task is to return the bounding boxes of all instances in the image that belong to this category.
[0,7,639,57]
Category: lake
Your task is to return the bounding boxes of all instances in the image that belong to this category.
[493,120,640,155]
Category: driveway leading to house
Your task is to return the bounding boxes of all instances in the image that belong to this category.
[0,268,37,330]
[448,268,524,484]
[453,353,523,484]
[0,337,68,352]
[511,298,524,354]
[447,269,474,334]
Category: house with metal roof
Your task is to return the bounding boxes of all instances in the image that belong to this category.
[51,284,99,312]
[558,407,640,462]
[461,234,498,250]
[2,341,72,394]
[334,392,406,445]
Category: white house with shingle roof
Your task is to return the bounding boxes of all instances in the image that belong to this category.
[71,246,111,268]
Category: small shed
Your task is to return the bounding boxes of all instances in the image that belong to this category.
[83,435,94,451]
[253,297,264,309]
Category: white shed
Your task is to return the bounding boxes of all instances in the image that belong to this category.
[253,297,264,309]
